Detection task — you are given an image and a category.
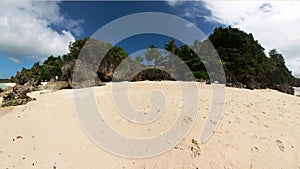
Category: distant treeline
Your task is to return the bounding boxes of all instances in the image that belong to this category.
[0,79,12,83]
[11,27,300,94]
[296,79,300,87]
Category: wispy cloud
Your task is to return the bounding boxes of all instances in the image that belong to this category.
[185,22,194,28]
[166,1,209,20]
[8,57,21,64]
[165,0,184,7]
[165,0,300,77]
[0,1,83,63]
[202,1,300,77]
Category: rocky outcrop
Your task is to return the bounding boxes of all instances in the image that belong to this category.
[97,66,114,82]
[225,73,294,94]
[132,68,175,81]
[60,60,105,88]
[225,73,243,88]
[226,73,265,89]
[1,85,36,107]
[269,84,294,95]
[45,80,70,90]
[14,72,41,87]
[60,60,75,82]
[14,71,29,85]
[242,75,268,90]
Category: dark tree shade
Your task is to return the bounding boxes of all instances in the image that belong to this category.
[11,27,298,95]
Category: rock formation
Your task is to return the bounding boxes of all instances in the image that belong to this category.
[1,85,36,107]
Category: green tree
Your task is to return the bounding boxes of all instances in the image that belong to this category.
[68,37,90,61]
[135,55,144,64]
[164,39,177,69]
[267,49,295,85]
[41,55,63,81]
[145,45,162,67]
[145,47,153,67]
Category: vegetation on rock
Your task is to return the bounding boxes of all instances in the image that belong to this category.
[1,85,36,107]
[11,27,298,95]
[208,27,296,93]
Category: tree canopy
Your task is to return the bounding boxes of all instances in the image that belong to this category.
[12,27,299,94]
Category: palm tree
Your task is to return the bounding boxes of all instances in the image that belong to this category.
[145,49,152,67]
[145,45,162,68]
[135,55,144,64]
[164,39,177,69]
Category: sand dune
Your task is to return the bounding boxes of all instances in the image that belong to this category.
[0,81,300,169]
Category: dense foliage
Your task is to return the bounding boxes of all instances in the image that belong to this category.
[208,27,296,93]
[12,27,298,94]
[0,78,12,83]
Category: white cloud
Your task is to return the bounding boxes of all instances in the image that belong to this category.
[165,0,300,77]
[202,1,300,77]
[166,0,184,6]
[0,1,83,63]
[8,57,21,64]
[185,22,194,28]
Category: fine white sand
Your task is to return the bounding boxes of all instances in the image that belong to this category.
[0,83,15,88]
[3,83,16,87]
[0,81,300,169]
[294,87,300,96]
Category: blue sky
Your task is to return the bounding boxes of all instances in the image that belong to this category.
[59,1,218,38]
[57,1,222,54]
[1,1,300,78]
[0,1,223,79]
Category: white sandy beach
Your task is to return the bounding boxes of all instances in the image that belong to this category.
[294,87,300,96]
[0,81,300,169]
[0,83,15,89]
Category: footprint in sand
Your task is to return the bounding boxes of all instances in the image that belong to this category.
[224,143,234,149]
[251,146,259,152]
[275,139,285,152]
[190,139,202,158]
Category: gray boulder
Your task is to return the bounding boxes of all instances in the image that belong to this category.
[45,81,70,90]
[1,85,35,107]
